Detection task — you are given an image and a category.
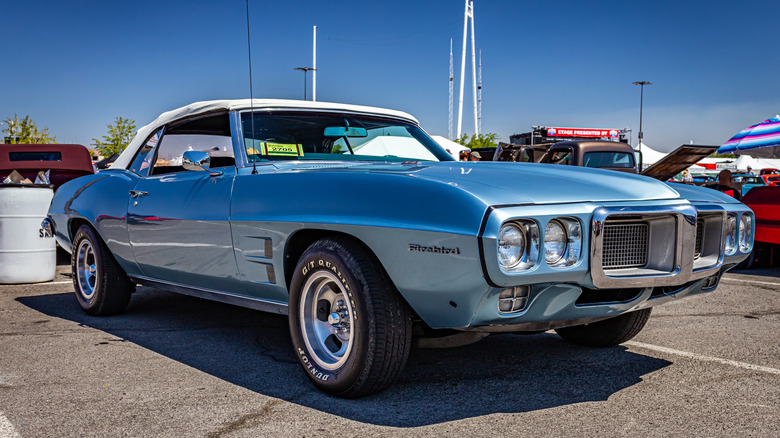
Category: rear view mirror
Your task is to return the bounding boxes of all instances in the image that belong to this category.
[324,126,368,137]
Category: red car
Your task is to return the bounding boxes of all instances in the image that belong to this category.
[741,186,780,266]
[0,144,94,190]
[761,174,780,187]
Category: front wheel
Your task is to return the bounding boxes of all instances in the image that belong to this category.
[554,308,652,347]
[72,225,134,316]
[288,237,412,398]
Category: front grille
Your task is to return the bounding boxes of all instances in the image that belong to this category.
[602,222,648,269]
[694,219,704,260]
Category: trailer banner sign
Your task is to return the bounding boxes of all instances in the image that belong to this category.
[546,127,619,138]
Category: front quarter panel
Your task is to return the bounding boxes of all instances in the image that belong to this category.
[49,170,140,277]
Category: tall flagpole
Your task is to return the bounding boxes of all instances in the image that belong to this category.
[456,0,477,138]
[456,0,469,138]
[312,26,317,102]
[448,39,454,140]
[469,1,478,135]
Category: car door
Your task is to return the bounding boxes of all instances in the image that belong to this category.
[126,114,244,294]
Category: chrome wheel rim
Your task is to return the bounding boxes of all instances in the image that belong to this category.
[76,239,97,300]
[299,270,355,370]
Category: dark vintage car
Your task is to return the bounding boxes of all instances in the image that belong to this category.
[0,144,95,190]
[540,141,639,173]
[45,99,754,397]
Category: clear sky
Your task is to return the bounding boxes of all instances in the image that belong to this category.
[1,0,778,152]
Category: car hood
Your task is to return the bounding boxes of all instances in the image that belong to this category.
[418,162,682,205]
[281,160,682,206]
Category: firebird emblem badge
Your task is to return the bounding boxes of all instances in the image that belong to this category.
[408,244,460,255]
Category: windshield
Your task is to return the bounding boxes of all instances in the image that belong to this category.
[583,151,635,168]
[240,111,452,163]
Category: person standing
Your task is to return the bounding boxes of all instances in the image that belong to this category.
[706,169,742,200]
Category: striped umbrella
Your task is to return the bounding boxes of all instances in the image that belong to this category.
[717,116,780,158]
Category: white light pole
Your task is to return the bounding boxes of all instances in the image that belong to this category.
[457,0,478,138]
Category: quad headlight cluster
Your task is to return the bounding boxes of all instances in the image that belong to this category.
[725,212,753,256]
[498,217,582,271]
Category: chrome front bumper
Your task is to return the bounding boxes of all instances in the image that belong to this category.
[590,204,724,288]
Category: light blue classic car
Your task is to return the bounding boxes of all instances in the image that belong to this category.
[46,99,754,397]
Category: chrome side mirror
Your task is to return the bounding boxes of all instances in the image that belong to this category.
[182,150,223,176]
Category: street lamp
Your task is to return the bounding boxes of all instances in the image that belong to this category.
[633,81,651,152]
[294,67,316,100]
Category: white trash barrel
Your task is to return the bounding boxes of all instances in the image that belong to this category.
[0,184,56,284]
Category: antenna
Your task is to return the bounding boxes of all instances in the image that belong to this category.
[448,38,454,140]
[478,50,482,135]
[456,0,478,138]
[246,0,257,174]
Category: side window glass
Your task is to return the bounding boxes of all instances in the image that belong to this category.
[129,130,162,176]
[550,148,573,165]
[152,134,234,175]
[150,113,234,176]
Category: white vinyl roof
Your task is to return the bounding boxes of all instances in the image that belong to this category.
[113,99,419,170]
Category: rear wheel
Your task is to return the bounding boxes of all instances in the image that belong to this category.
[72,225,134,316]
[554,308,652,347]
[288,237,412,398]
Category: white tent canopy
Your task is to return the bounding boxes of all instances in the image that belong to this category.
[431,135,469,160]
[734,155,780,172]
[350,136,438,161]
[637,142,668,166]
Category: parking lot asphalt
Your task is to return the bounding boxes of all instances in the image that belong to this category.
[0,254,778,437]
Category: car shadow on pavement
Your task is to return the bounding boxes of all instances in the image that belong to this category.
[18,287,672,427]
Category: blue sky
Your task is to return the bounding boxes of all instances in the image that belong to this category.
[1,0,778,152]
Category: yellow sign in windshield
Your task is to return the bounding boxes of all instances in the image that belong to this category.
[262,142,304,157]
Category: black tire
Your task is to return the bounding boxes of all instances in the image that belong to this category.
[554,308,652,347]
[288,237,412,398]
[71,225,134,316]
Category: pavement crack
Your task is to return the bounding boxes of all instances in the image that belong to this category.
[206,399,283,438]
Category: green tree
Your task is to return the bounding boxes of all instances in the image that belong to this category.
[92,116,136,156]
[454,132,499,149]
[2,114,57,144]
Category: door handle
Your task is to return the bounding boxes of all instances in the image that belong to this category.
[129,190,149,198]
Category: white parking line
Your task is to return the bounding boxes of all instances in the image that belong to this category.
[721,278,780,288]
[0,412,20,438]
[626,341,780,376]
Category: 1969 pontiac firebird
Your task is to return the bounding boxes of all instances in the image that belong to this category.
[45,99,753,397]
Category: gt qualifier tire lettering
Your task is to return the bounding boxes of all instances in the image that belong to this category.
[298,348,330,381]
[303,258,356,319]
[289,237,412,398]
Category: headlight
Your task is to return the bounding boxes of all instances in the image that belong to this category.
[497,220,539,271]
[724,213,737,256]
[498,224,525,268]
[544,218,582,267]
[739,213,753,253]
[544,220,567,264]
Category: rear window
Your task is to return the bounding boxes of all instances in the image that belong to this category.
[8,151,62,162]
[583,151,635,168]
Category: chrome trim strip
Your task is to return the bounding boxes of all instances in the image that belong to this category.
[130,276,288,315]
[591,204,699,288]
